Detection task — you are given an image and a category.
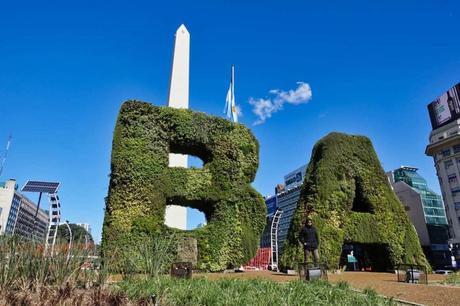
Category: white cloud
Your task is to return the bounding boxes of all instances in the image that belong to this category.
[249,82,312,125]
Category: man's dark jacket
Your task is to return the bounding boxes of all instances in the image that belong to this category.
[299,225,319,250]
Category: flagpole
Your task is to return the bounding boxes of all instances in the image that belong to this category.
[225,64,238,123]
[231,65,234,103]
[231,65,237,123]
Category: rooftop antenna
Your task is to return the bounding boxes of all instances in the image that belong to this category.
[0,134,12,178]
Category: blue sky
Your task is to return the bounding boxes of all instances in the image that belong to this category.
[1,1,459,241]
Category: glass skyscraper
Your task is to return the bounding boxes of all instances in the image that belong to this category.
[392,167,448,227]
[389,166,451,268]
[260,165,307,256]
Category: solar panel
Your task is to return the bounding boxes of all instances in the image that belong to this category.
[21,181,60,194]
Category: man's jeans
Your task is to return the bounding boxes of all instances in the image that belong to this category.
[304,248,319,266]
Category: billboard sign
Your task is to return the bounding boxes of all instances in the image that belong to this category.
[265,195,277,217]
[428,83,460,130]
[284,165,307,190]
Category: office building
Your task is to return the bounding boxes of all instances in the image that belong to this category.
[276,185,303,255]
[388,167,451,268]
[76,223,91,234]
[0,179,49,240]
[426,82,460,261]
[259,195,277,249]
[275,165,307,255]
[247,166,307,269]
[0,180,15,234]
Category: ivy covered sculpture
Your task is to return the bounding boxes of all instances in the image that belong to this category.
[102,101,266,271]
[280,132,428,270]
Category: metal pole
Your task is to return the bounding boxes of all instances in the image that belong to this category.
[65,221,72,260]
[31,192,42,240]
[0,134,12,178]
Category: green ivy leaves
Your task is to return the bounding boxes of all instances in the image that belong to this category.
[103,101,266,271]
[281,132,428,271]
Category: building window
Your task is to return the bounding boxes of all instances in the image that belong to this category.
[454,145,460,154]
[449,174,458,184]
[455,202,460,210]
[445,160,454,170]
[451,187,460,195]
[442,149,452,157]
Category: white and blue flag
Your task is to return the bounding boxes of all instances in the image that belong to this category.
[224,65,238,123]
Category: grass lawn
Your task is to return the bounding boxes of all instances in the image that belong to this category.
[116,276,395,306]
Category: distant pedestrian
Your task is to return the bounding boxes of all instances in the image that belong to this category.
[299,218,320,266]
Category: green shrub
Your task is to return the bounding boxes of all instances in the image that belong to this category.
[336,280,349,290]
[103,101,266,271]
[116,233,177,278]
[363,287,378,298]
[0,235,92,291]
[281,132,428,270]
[443,272,460,286]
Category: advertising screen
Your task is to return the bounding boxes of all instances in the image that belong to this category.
[428,83,460,130]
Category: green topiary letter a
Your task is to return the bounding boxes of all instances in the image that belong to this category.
[280,132,428,271]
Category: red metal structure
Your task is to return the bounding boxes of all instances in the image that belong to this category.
[244,247,271,270]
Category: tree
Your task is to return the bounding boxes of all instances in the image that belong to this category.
[57,223,93,245]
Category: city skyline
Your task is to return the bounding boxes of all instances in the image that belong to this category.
[1,1,459,242]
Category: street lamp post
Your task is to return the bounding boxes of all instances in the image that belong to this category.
[64,220,72,260]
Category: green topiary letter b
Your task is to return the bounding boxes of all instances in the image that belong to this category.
[102,101,266,271]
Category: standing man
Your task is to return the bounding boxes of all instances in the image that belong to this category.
[299,218,320,266]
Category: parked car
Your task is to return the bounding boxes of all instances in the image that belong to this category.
[434,269,454,275]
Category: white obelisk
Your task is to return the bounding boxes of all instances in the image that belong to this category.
[165,24,189,230]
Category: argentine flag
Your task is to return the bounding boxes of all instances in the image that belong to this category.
[224,65,238,123]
